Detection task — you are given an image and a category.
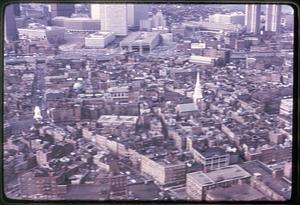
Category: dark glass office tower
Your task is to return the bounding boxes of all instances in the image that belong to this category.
[51,3,75,18]
[13,3,21,16]
[4,4,19,42]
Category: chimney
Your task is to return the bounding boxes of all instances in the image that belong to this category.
[272,169,284,179]
[49,171,55,177]
[203,166,209,173]
[253,172,262,181]
[238,179,246,185]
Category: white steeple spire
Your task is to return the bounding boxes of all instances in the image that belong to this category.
[193,71,203,104]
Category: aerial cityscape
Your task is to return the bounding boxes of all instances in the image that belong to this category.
[3,3,294,201]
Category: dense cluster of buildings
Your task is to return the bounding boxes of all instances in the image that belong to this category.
[4,3,294,201]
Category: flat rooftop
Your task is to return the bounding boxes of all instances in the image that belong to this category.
[281,98,292,106]
[197,147,227,158]
[128,182,160,200]
[153,157,185,167]
[53,16,99,22]
[176,103,198,113]
[206,184,265,201]
[97,115,138,124]
[87,31,115,39]
[120,32,160,44]
[188,172,214,186]
[20,24,65,31]
[183,21,237,30]
[240,160,291,200]
[107,86,129,93]
[188,165,251,186]
[65,184,105,200]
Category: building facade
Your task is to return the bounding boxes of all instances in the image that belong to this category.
[95,174,128,199]
[18,171,67,199]
[265,5,281,32]
[85,31,116,48]
[186,165,251,200]
[140,155,186,186]
[127,4,149,28]
[245,4,261,33]
[51,4,75,18]
[99,4,128,35]
[52,17,101,32]
[4,4,19,42]
[120,32,161,52]
[18,24,65,44]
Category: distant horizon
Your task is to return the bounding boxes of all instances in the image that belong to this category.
[205,4,294,14]
[14,3,295,13]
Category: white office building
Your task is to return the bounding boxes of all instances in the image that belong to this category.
[230,12,245,25]
[190,55,216,65]
[18,23,65,44]
[90,4,101,20]
[152,11,167,28]
[120,31,161,52]
[280,98,292,116]
[52,17,101,32]
[91,4,128,36]
[91,4,149,31]
[208,13,245,26]
[209,13,231,24]
[245,4,261,33]
[265,4,282,32]
[100,4,128,35]
[85,31,116,48]
[160,33,173,45]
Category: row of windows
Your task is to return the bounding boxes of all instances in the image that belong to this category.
[111,181,126,186]
[111,93,128,97]
[206,162,227,167]
[206,156,228,162]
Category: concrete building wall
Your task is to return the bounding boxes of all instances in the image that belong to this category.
[90,4,101,20]
[85,33,115,48]
[99,4,128,35]
[5,4,19,42]
[51,4,75,18]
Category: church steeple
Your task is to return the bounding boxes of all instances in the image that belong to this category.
[193,71,203,104]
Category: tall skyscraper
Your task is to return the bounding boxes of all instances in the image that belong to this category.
[193,72,203,104]
[152,11,167,28]
[245,4,261,33]
[127,4,135,27]
[4,4,19,42]
[91,4,149,31]
[265,4,282,32]
[91,4,101,19]
[13,3,21,16]
[99,4,128,36]
[127,4,149,28]
[50,4,75,18]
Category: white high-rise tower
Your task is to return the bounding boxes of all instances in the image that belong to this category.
[245,4,261,33]
[193,71,203,104]
[265,5,281,32]
[100,4,128,36]
[91,4,101,20]
[91,4,149,32]
[91,4,128,35]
